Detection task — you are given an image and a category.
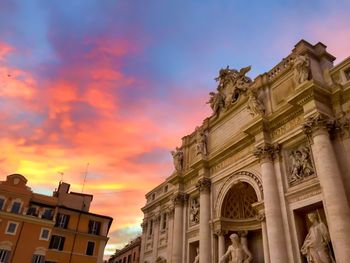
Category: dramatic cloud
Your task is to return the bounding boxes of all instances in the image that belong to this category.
[1,0,350,259]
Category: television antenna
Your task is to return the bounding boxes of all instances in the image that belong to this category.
[81,162,89,193]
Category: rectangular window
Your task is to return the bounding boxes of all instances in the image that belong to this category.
[0,249,10,263]
[5,222,18,235]
[32,255,45,263]
[127,255,131,263]
[162,213,167,230]
[345,68,350,81]
[10,202,21,214]
[123,257,126,263]
[49,235,65,251]
[88,220,101,235]
[39,228,50,241]
[27,206,38,216]
[86,241,95,256]
[0,199,5,210]
[55,213,70,229]
[133,252,136,260]
[42,208,53,220]
[149,220,153,235]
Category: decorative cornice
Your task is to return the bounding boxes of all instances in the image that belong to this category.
[196,178,211,193]
[171,192,188,207]
[253,143,280,162]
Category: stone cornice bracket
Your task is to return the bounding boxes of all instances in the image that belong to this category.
[171,192,188,207]
[196,177,211,193]
[253,143,280,162]
[302,113,334,141]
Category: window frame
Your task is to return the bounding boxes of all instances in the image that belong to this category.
[39,228,51,241]
[55,213,70,229]
[0,249,10,263]
[5,221,19,235]
[85,240,95,256]
[49,235,65,251]
[0,196,6,211]
[88,220,101,235]
[32,254,45,263]
[9,200,22,214]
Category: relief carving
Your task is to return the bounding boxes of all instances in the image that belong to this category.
[288,145,315,185]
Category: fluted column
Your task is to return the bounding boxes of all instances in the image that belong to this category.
[196,178,212,263]
[303,114,350,262]
[171,192,187,263]
[254,144,288,263]
[216,230,225,260]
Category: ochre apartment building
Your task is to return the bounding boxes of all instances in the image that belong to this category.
[0,173,113,263]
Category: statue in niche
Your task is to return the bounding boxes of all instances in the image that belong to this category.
[220,233,253,263]
[246,87,265,117]
[293,54,311,85]
[171,147,183,172]
[289,146,314,184]
[301,212,335,263]
[195,127,208,156]
[193,247,199,263]
[190,198,200,224]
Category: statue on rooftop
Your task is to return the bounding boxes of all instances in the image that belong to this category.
[195,127,208,156]
[293,54,311,85]
[171,147,184,172]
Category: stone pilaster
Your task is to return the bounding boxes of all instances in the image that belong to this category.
[302,113,350,262]
[171,192,187,263]
[196,178,212,263]
[215,229,226,260]
[253,143,288,263]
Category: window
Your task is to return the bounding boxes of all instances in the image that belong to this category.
[42,209,53,220]
[0,249,10,263]
[151,193,155,201]
[39,228,50,241]
[123,257,126,263]
[85,241,95,256]
[345,68,350,81]
[127,255,131,263]
[10,201,21,214]
[5,222,18,235]
[88,220,101,235]
[0,198,5,210]
[133,252,136,261]
[164,185,168,193]
[32,255,45,263]
[55,213,70,229]
[49,235,65,251]
[27,206,38,216]
[149,220,153,235]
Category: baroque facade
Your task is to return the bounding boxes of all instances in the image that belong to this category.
[0,174,112,263]
[140,40,350,263]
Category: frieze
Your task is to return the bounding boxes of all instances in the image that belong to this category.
[271,115,303,139]
[287,189,322,203]
[210,145,254,174]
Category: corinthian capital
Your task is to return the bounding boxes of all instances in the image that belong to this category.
[253,143,280,162]
[302,113,333,137]
[196,177,211,193]
[172,192,188,207]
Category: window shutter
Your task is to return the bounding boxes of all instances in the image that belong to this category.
[64,215,70,229]
[4,251,11,263]
[49,236,55,249]
[59,237,65,251]
[96,222,101,235]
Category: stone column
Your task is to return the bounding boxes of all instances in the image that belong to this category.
[217,230,225,260]
[167,208,174,261]
[254,144,288,263]
[196,178,212,263]
[171,192,187,263]
[303,114,350,262]
[139,220,147,263]
[152,214,160,262]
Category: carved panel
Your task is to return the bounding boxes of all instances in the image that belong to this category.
[189,197,200,226]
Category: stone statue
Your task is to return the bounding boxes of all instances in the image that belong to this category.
[301,212,335,263]
[207,91,225,117]
[195,127,208,156]
[289,146,314,184]
[171,147,183,172]
[194,247,199,263]
[294,54,311,85]
[246,87,265,117]
[190,198,200,224]
[220,233,253,263]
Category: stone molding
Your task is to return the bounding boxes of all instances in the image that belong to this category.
[196,178,211,193]
[171,192,188,207]
[253,143,280,162]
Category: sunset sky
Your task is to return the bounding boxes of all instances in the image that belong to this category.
[1,0,350,258]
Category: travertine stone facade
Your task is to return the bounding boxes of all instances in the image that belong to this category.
[140,40,350,263]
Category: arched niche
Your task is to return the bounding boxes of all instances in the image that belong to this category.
[215,171,263,219]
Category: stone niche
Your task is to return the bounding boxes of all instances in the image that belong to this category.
[188,240,199,263]
[293,202,335,263]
